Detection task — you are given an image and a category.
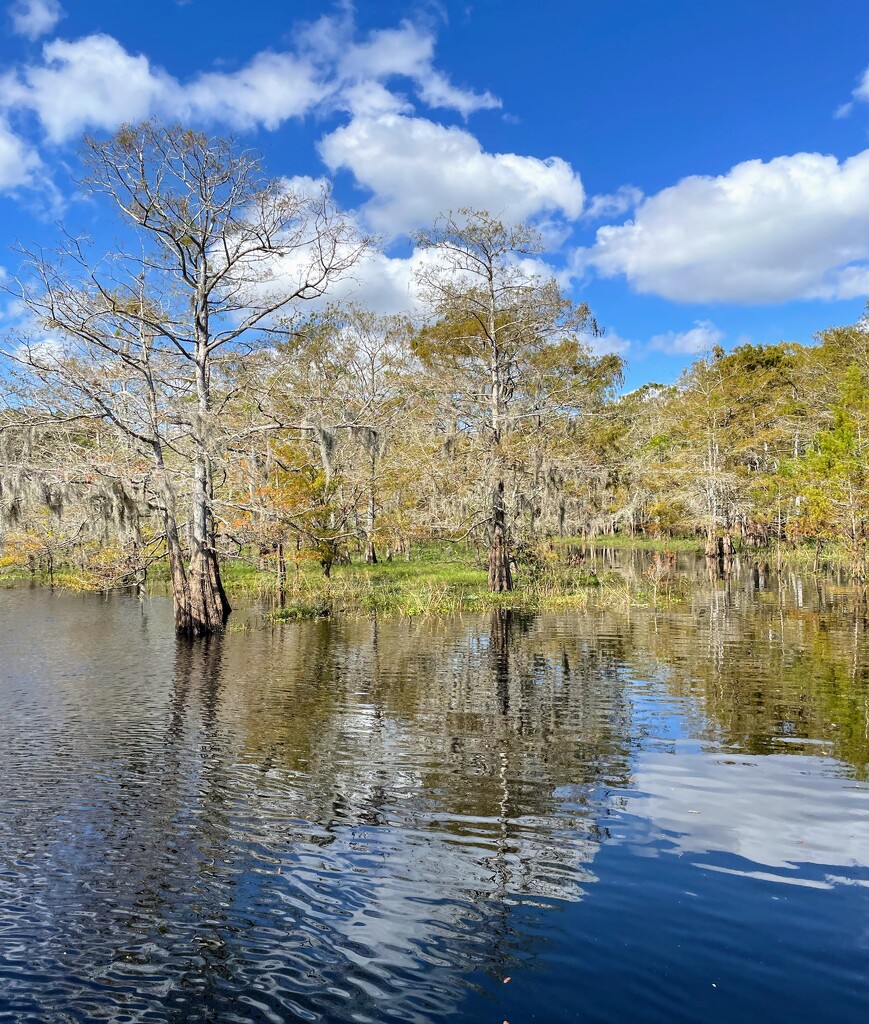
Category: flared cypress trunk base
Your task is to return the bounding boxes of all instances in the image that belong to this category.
[704,529,722,558]
[488,527,514,592]
[173,549,231,637]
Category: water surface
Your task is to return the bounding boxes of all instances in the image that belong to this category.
[1,569,868,1022]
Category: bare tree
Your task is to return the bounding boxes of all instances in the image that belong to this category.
[4,121,366,635]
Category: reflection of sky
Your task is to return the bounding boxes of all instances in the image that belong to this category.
[626,746,869,883]
[620,663,869,886]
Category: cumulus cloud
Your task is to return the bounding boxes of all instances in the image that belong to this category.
[319,113,585,236]
[251,244,431,319]
[5,34,326,141]
[583,185,643,221]
[0,8,574,247]
[1,13,500,143]
[13,35,175,142]
[327,17,499,118]
[583,149,869,303]
[649,320,724,355]
[9,0,63,40]
[179,51,327,131]
[582,327,632,356]
[325,249,429,315]
[0,117,43,190]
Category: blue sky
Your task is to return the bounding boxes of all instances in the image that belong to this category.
[1,0,869,388]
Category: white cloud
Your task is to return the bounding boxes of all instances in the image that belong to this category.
[9,0,63,40]
[338,81,411,118]
[333,19,500,118]
[583,185,643,221]
[16,35,175,142]
[0,117,42,190]
[834,62,869,119]
[325,249,428,315]
[584,149,869,303]
[585,328,632,356]
[8,34,326,142]
[340,21,435,80]
[851,64,869,105]
[414,68,500,118]
[2,14,501,143]
[649,319,724,355]
[180,51,327,130]
[319,113,585,236]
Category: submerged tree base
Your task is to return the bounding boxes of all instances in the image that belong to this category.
[173,551,233,637]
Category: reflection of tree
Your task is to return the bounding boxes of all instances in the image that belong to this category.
[0,601,250,1020]
[596,556,869,776]
[225,610,634,899]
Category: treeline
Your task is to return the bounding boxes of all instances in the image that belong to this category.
[0,123,867,634]
[606,325,869,567]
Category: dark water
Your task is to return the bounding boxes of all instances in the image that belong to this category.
[1,568,869,1023]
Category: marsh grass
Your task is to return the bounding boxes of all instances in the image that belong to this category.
[220,544,653,622]
[4,535,852,620]
[582,533,861,573]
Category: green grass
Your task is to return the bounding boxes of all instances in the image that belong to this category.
[218,542,674,623]
[9,534,860,622]
[580,534,863,573]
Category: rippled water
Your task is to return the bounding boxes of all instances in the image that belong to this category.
[2,568,869,1023]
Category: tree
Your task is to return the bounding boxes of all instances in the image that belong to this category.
[4,121,365,635]
[274,304,414,564]
[788,365,869,575]
[413,209,611,590]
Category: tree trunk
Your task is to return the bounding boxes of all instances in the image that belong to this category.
[187,545,231,635]
[364,445,378,564]
[704,527,721,558]
[179,332,231,636]
[488,480,514,592]
[181,443,231,636]
[277,541,287,608]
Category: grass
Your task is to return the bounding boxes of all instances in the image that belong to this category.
[219,542,677,623]
[6,534,860,622]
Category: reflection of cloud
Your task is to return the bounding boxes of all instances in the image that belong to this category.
[631,749,869,877]
[318,818,598,972]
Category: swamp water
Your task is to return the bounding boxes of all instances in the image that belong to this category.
[1,562,868,1023]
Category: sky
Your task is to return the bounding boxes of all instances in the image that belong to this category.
[1,0,869,388]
